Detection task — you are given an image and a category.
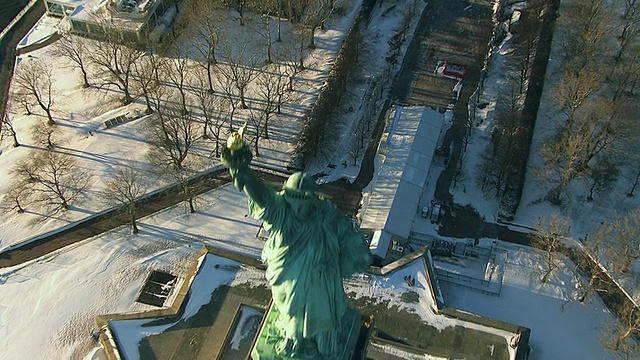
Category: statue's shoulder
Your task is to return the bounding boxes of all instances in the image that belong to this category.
[319,199,347,221]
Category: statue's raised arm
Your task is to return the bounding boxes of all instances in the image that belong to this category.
[220,125,272,209]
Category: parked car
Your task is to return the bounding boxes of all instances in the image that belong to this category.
[430,204,441,224]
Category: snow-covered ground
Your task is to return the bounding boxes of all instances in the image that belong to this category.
[449,0,640,303]
[0,0,635,359]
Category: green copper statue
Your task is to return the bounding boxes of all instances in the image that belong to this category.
[222,127,372,359]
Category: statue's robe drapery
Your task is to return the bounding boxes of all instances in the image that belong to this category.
[248,191,371,357]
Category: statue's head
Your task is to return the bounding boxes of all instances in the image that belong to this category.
[282,172,317,219]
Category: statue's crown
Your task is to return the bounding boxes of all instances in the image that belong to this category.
[282,172,317,198]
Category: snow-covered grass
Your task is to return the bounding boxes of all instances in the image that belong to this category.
[0,1,366,250]
[450,1,640,303]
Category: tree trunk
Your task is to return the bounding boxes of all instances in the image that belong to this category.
[9,127,20,147]
[144,93,153,115]
[579,276,595,302]
[266,17,272,64]
[309,26,316,48]
[203,122,209,140]
[277,13,282,42]
[541,269,551,283]
[15,198,24,214]
[240,92,248,109]
[81,67,90,88]
[587,181,595,201]
[36,97,55,125]
[628,169,640,197]
[254,137,260,157]
[188,197,195,213]
[123,88,133,105]
[131,219,139,234]
[264,113,270,140]
[298,33,305,70]
[45,108,55,125]
[207,61,214,93]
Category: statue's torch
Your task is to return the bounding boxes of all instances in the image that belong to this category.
[226,123,247,151]
[223,123,251,191]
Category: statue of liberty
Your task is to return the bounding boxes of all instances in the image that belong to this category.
[222,127,372,359]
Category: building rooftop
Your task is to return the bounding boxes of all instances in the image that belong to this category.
[97,245,528,359]
[52,0,164,30]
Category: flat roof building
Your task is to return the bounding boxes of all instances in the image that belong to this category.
[361,106,448,258]
[43,0,178,44]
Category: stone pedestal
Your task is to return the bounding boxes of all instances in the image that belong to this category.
[251,303,370,360]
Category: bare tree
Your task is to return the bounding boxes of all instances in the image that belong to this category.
[249,0,280,64]
[90,33,143,104]
[506,1,543,94]
[585,159,618,202]
[530,213,570,283]
[254,65,287,139]
[611,43,640,100]
[1,112,20,148]
[147,96,198,171]
[30,123,62,149]
[602,301,640,355]
[207,99,230,157]
[192,72,217,139]
[218,38,259,109]
[11,151,92,212]
[537,98,636,204]
[215,61,240,131]
[101,162,148,234]
[12,58,56,125]
[162,49,193,115]
[170,157,205,214]
[132,53,164,115]
[609,210,640,273]
[348,78,381,166]
[184,0,225,93]
[299,0,335,49]
[222,0,249,26]
[53,33,91,88]
[614,0,640,63]
[247,108,267,157]
[478,80,523,198]
[348,116,370,167]
[4,184,27,215]
[13,91,33,116]
[537,130,587,204]
[192,72,230,157]
[275,43,304,91]
[627,167,640,197]
[295,27,306,70]
[575,229,609,303]
[625,140,640,197]
[551,63,605,125]
[558,0,614,73]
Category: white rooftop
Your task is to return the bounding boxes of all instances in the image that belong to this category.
[51,0,157,29]
[360,107,445,240]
